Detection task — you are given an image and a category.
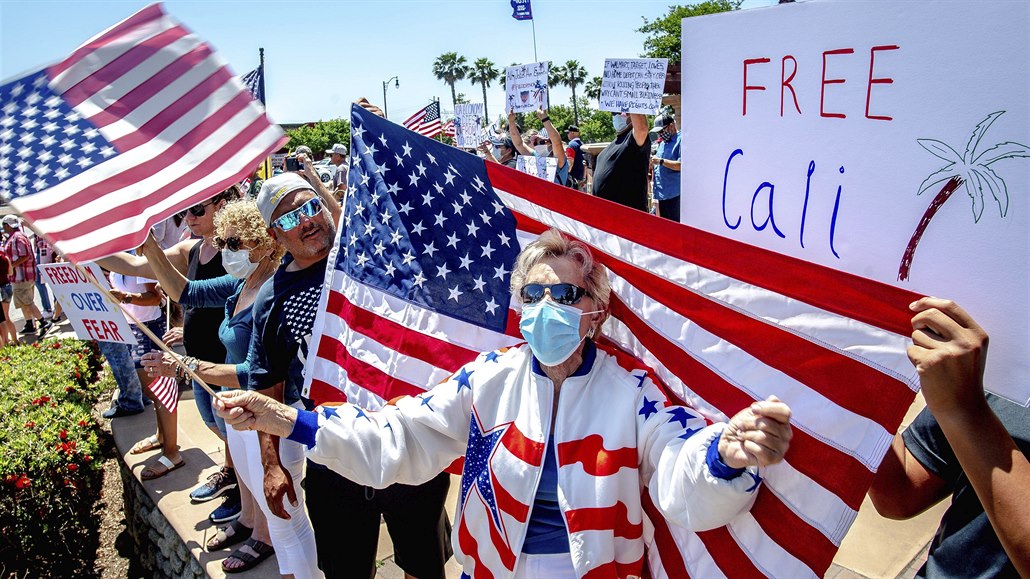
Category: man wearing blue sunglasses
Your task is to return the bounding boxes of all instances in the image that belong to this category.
[251,158,455,578]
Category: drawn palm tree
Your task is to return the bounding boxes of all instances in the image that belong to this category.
[432,52,469,111]
[898,111,1030,281]
[468,58,498,123]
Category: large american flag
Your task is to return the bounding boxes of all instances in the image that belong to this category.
[0,4,286,262]
[306,104,922,577]
[401,101,443,138]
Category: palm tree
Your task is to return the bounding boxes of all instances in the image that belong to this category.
[432,52,469,111]
[559,60,588,124]
[898,111,1030,280]
[585,76,603,101]
[468,58,498,123]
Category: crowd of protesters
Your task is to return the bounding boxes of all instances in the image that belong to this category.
[3,95,1022,578]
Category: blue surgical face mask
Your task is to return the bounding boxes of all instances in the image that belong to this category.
[221,248,259,279]
[612,114,628,133]
[492,146,502,159]
[519,299,601,367]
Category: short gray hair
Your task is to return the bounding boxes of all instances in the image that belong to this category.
[510,229,611,310]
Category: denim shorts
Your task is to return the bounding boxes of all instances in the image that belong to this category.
[193,380,228,437]
[129,318,168,369]
[0,284,11,303]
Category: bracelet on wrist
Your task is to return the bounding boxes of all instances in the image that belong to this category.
[540,116,550,124]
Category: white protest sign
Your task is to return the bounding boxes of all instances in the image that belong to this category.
[598,58,669,114]
[681,1,1029,404]
[516,155,557,183]
[38,263,136,345]
[505,62,549,113]
[454,103,485,149]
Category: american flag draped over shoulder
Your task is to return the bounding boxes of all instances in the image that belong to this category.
[305,104,922,577]
[0,3,286,262]
[402,101,443,139]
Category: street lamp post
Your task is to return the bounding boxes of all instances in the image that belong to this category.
[382,76,399,119]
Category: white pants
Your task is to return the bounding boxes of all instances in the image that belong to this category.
[227,401,323,578]
[513,552,577,578]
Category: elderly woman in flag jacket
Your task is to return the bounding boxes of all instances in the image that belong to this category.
[217,229,793,578]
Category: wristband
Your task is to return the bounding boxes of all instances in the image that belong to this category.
[540,116,550,124]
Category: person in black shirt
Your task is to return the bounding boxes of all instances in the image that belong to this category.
[592,112,651,212]
[869,298,1030,577]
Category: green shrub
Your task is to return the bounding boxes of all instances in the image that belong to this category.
[0,338,109,569]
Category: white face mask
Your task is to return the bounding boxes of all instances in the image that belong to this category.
[221,248,259,279]
[533,144,550,157]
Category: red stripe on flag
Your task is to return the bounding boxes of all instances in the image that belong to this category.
[307,379,349,406]
[328,289,481,372]
[557,434,637,477]
[499,422,545,467]
[478,485,517,570]
[488,164,922,337]
[86,44,213,130]
[749,492,837,574]
[314,333,426,401]
[149,375,178,414]
[608,295,873,510]
[47,4,166,79]
[565,501,643,540]
[60,135,285,260]
[111,65,237,152]
[641,490,691,579]
[61,26,190,109]
[695,526,766,579]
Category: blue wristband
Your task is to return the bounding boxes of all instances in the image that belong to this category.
[706,432,745,480]
[287,409,319,449]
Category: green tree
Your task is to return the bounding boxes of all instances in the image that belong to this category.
[558,60,588,125]
[579,107,616,144]
[468,58,498,122]
[432,52,470,111]
[285,118,350,157]
[638,1,739,62]
[585,76,603,101]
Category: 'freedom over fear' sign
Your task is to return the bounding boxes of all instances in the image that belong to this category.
[39,262,136,345]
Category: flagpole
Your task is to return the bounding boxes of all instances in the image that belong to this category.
[531,19,538,62]
[258,47,272,182]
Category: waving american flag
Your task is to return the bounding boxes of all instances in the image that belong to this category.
[0,4,285,261]
[305,103,921,577]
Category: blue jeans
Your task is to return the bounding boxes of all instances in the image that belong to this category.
[98,340,145,413]
[34,269,52,312]
[193,380,227,436]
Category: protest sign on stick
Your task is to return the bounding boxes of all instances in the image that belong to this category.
[680,1,1030,404]
[505,62,549,113]
[454,103,485,149]
[598,58,669,114]
[39,262,135,345]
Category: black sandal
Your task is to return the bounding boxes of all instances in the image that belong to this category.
[222,538,274,573]
[207,519,252,551]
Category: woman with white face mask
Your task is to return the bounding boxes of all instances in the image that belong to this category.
[215,229,794,579]
[508,106,572,187]
[138,200,321,577]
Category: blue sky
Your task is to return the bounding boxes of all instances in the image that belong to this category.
[1,0,775,125]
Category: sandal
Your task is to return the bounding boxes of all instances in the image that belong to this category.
[207,520,253,551]
[129,434,162,455]
[222,538,274,573]
[140,454,185,480]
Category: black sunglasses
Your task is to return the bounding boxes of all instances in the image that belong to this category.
[187,199,217,217]
[520,283,589,306]
[213,236,249,251]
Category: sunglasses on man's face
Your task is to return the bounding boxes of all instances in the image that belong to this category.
[187,199,217,217]
[272,196,323,231]
[213,236,252,252]
[520,283,589,306]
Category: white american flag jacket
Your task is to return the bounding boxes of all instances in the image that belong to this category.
[288,342,761,578]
